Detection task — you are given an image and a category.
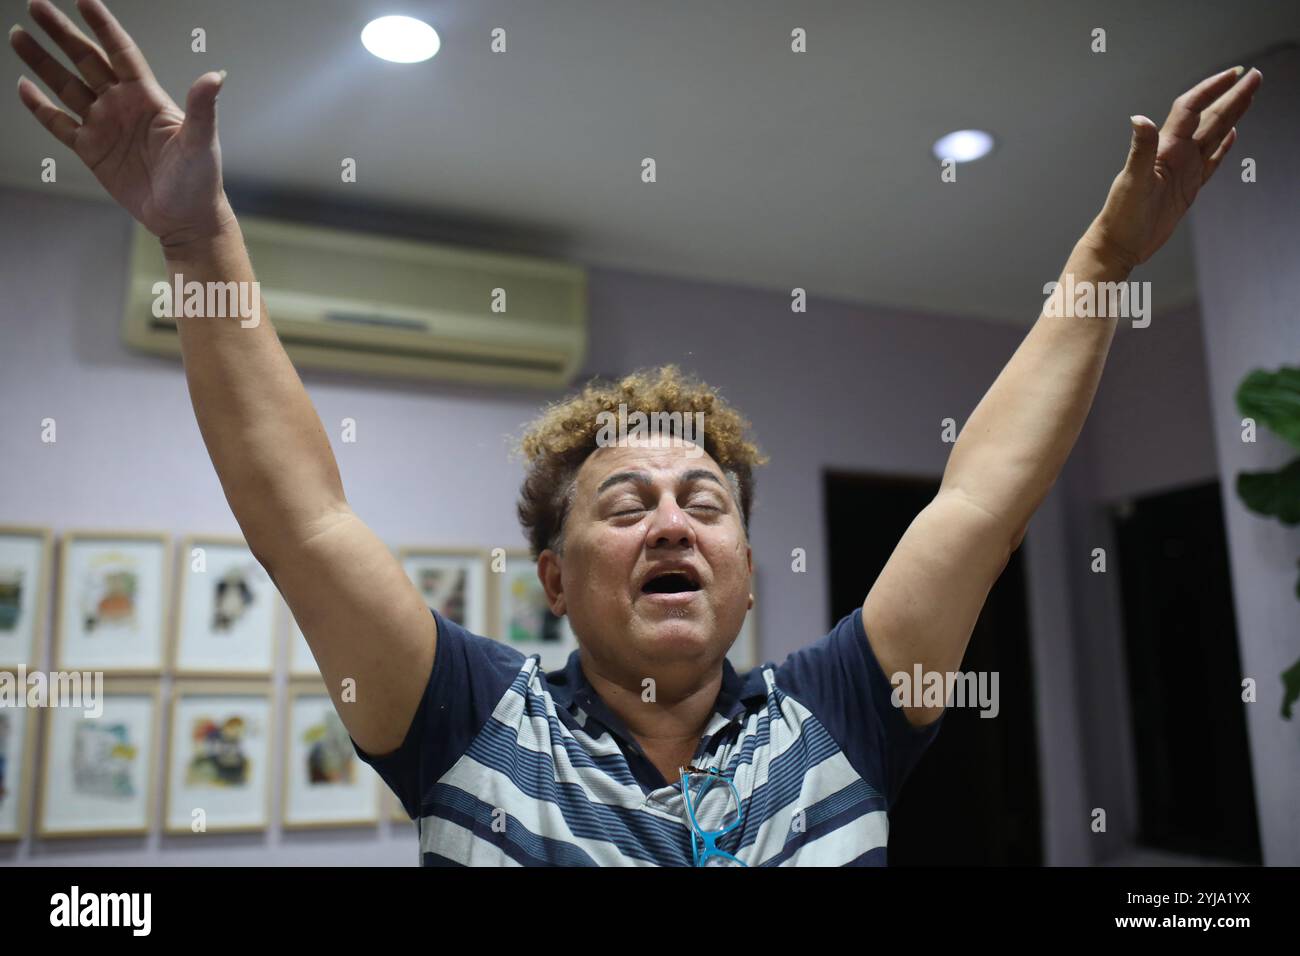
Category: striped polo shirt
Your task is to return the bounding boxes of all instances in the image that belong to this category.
[352,605,943,865]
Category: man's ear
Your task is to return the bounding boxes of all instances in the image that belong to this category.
[537,548,565,615]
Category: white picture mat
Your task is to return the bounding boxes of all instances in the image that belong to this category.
[288,615,319,677]
[401,553,487,636]
[284,694,379,824]
[59,539,166,670]
[166,693,272,830]
[0,703,31,835]
[0,533,45,669]
[175,542,276,672]
[41,694,155,833]
[497,557,578,673]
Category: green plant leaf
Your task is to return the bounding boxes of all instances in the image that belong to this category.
[1283,656,1300,720]
[1236,366,1300,449]
[1236,459,1300,526]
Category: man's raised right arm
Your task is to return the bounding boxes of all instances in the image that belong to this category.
[12,0,433,755]
[162,223,435,756]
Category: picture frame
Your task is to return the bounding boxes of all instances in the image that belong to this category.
[164,681,274,834]
[0,674,41,839]
[387,788,412,824]
[491,549,578,672]
[281,682,381,829]
[0,525,53,671]
[54,531,170,675]
[172,536,278,676]
[397,546,489,637]
[285,606,320,680]
[37,679,161,838]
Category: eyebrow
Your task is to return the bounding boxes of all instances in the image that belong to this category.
[595,468,726,497]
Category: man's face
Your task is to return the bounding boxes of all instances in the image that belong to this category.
[538,436,752,678]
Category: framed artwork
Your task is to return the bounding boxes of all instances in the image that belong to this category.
[164,682,273,834]
[282,683,380,829]
[54,531,169,674]
[0,677,40,839]
[172,537,277,676]
[491,550,578,672]
[727,565,760,671]
[37,680,160,838]
[0,526,52,670]
[387,788,412,824]
[398,547,489,636]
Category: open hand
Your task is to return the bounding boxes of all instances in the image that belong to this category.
[11,0,234,246]
[1086,65,1262,271]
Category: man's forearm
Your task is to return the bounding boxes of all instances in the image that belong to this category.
[940,233,1133,546]
[163,214,348,567]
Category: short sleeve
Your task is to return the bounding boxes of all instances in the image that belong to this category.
[775,606,943,805]
[350,608,525,819]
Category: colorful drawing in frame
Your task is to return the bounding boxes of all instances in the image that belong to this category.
[173,537,277,675]
[282,684,380,829]
[164,682,273,834]
[493,550,577,673]
[398,547,488,636]
[37,681,159,837]
[0,686,39,839]
[55,532,169,674]
[0,526,52,671]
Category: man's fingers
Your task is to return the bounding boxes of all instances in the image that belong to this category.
[28,0,116,94]
[1195,68,1260,159]
[1161,66,1247,140]
[17,74,81,150]
[75,0,156,83]
[9,24,97,117]
[181,71,224,150]
[1125,114,1159,175]
[1203,127,1237,184]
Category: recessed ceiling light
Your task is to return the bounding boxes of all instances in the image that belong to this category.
[361,15,440,63]
[932,129,995,163]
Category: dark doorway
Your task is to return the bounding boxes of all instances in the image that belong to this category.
[1112,480,1261,863]
[824,470,1042,865]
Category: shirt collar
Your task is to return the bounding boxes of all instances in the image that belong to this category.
[546,647,767,738]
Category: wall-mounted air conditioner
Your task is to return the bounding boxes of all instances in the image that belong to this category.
[121,215,588,389]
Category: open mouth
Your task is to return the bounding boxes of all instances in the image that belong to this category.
[641,571,702,595]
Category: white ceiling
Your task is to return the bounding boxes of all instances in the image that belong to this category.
[3,0,1296,325]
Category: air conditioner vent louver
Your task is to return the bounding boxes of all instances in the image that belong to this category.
[122,215,588,389]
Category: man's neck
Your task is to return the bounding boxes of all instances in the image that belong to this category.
[579,655,723,780]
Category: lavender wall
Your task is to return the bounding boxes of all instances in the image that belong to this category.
[0,181,1227,865]
[1186,46,1300,865]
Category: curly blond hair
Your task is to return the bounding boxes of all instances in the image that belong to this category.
[515,365,769,559]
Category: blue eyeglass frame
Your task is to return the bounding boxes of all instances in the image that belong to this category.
[679,765,748,867]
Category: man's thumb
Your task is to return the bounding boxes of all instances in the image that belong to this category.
[1125,115,1158,173]
[182,70,226,148]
